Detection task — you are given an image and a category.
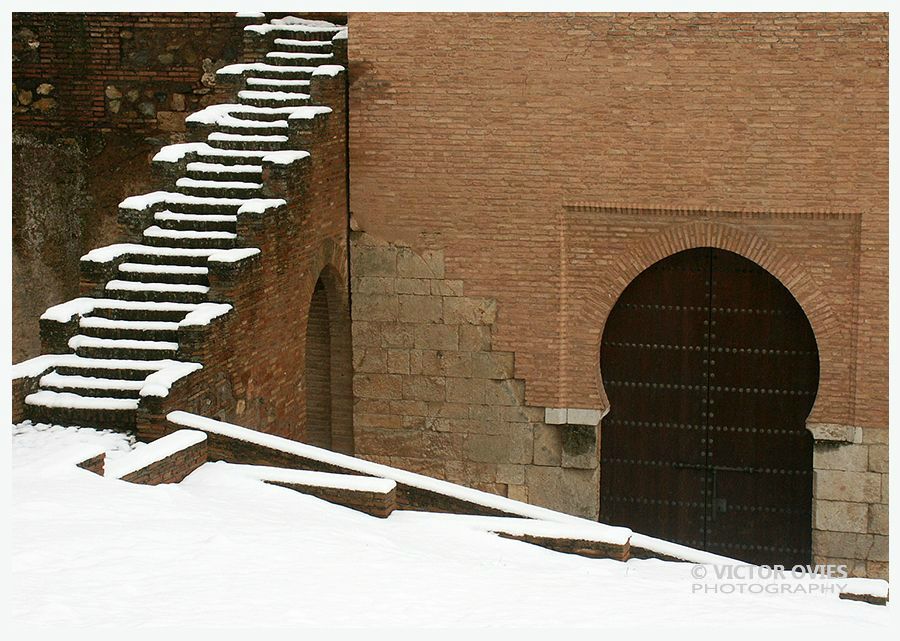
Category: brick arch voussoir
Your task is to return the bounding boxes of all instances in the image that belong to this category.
[580,221,837,419]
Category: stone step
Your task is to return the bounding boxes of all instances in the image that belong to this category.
[175,176,264,198]
[244,20,344,38]
[39,372,145,400]
[272,37,333,53]
[193,148,271,165]
[25,390,137,431]
[245,77,311,94]
[78,300,196,324]
[104,280,210,304]
[50,355,172,381]
[153,211,238,234]
[70,334,180,361]
[117,262,210,286]
[237,90,311,108]
[184,161,264,182]
[143,226,237,250]
[217,62,316,81]
[207,130,290,151]
[265,51,334,66]
[79,315,181,342]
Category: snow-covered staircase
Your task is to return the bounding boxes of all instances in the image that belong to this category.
[15,15,348,433]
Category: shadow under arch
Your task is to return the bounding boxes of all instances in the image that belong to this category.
[303,262,354,455]
[579,220,837,425]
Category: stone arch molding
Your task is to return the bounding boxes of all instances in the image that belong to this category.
[579,220,839,424]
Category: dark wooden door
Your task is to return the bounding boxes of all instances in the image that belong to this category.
[599,248,818,566]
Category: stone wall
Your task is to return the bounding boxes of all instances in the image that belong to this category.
[350,232,599,518]
[812,426,888,579]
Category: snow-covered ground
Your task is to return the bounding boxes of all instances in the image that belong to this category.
[10,422,892,629]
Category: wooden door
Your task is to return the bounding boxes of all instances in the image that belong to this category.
[599,248,818,566]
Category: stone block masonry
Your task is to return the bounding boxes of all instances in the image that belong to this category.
[350,232,600,519]
[811,427,889,579]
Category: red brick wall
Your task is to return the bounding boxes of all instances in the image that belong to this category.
[347,13,888,431]
[12,12,247,132]
[137,71,353,453]
[119,437,207,485]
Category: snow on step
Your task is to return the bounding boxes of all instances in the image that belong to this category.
[25,390,139,411]
[245,17,343,35]
[153,142,313,166]
[186,104,328,126]
[266,51,333,61]
[273,37,332,48]
[39,372,147,392]
[13,354,200,384]
[218,62,319,76]
[82,244,218,264]
[105,429,207,480]
[246,77,310,88]
[185,162,263,175]
[42,297,202,322]
[237,90,310,103]
[119,192,285,213]
[186,103,292,126]
[176,177,262,191]
[69,335,179,352]
[155,211,238,224]
[143,226,237,241]
[233,465,396,493]
[119,262,209,276]
[79,316,181,332]
[106,280,210,294]
[311,65,345,78]
[208,131,289,143]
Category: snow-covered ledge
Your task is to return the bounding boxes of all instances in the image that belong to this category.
[106,429,207,484]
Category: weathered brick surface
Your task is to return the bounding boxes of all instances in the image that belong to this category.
[348,12,887,576]
[119,438,207,485]
[348,12,887,431]
[176,420,520,517]
[76,451,106,476]
[496,532,630,561]
[264,480,396,518]
[136,68,353,452]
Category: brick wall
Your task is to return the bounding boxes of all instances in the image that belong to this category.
[13,12,248,133]
[119,437,207,485]
[135,68,352,453]
[348,13,888,576]
[347,12,887,428]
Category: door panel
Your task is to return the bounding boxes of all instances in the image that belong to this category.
[600,247,818,566]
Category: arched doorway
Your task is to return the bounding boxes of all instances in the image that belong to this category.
[599,247,819,566]
[305,277,333,449]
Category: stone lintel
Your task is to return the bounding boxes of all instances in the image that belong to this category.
[544,407,604,426]
[807,423,863,444]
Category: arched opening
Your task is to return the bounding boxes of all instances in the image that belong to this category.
[305,278,333,449]
[599,247,819,566]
